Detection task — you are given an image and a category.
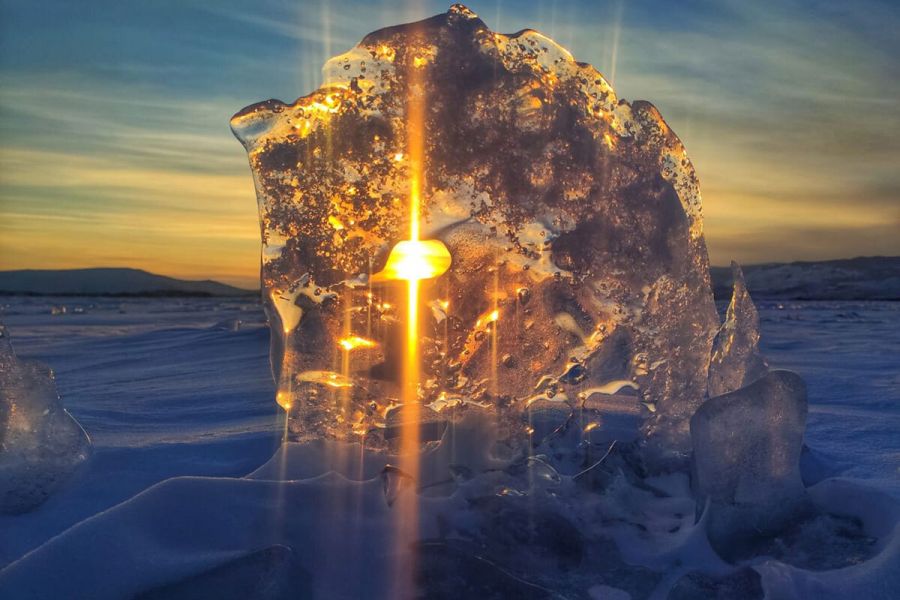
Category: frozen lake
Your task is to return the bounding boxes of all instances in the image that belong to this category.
[0,296,897,572]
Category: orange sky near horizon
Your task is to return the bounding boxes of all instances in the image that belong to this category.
[1,0,898,289]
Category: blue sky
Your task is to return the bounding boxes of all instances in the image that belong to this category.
[1,0,898,287]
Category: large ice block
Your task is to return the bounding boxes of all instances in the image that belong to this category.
[0,323,91,514]
[690,370,809,558]
[231,4,718,464]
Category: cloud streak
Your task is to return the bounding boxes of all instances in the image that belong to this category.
[0,0,898,285]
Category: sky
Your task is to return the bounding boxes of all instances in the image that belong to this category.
[0,0,898,288]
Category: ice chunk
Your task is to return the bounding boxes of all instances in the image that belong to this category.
[690,370,809,559]
[213,318,242,332]
[755,479,900,599]
[231,4,718,465]
[0,323,91,514]
[707,262,768,397]
[381,464,415,506]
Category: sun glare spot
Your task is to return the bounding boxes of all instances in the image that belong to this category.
[338,335,377,351]
[371,239,451,282]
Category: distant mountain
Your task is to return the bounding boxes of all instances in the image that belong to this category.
[711,256,900,301]
[0,268,255,297]
[4,259,896,300]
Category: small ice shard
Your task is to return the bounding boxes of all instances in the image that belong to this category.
[0,323,91,514]
[526,456,562,484]
[690,370,809,559]
[213,318,243,332]
[381,464,415,506]
[707,261,768,398]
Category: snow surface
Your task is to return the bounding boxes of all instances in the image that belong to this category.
[0,297,897,598]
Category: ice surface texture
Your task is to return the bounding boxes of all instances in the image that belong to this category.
[691,370,809,558]
[134,545,312,600]
[7,429,895,600]
[0,324,91,514]
[3,298,898,598]
[231,4,717,463]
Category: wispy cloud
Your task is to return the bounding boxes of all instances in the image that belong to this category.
[564,0,900,263]
[0,0,898,284]
[0,146,259,286]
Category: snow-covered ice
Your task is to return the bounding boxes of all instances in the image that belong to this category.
[0,297,276,567]
[691,370,809,559]
[0,296,896,599]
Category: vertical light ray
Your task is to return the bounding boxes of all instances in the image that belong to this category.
[341,287,352,426]
[393,24,427,598]
[401,27,426,485]
[267,370,292,545]
[491,263,499,400]
[403,37,426,483]
[402,50,425,456]
[320,0,332,66]
[367,258,373,339]
[609,0,623,86]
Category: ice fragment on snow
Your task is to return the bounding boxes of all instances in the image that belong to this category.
[707,261,768,397]
[690,370,809,559]
[381,464,415,506]
[0,323,91,514]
